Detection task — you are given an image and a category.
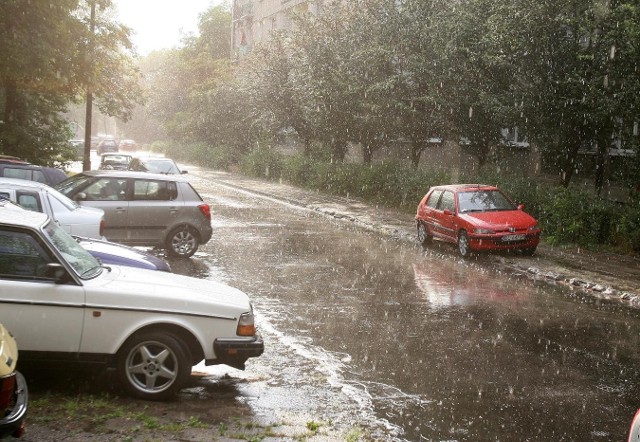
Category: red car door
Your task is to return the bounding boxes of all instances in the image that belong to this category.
[434,190,458,243]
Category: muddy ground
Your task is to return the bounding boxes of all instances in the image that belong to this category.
[19,365,354,442]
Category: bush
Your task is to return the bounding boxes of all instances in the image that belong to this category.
[163,143,240,171]
[618,204,640,252]
[239,147,284,179]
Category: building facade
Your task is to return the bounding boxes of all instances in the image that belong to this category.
[231,0,324,58]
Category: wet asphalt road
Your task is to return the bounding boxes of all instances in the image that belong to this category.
[157,170,640,441]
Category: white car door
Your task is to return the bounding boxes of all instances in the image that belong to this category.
[44,189,104,239]
[75,177,129,242]
[0,228,84,353]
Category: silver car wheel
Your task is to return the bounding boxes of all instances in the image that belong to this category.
[168,227,199,258]
[417,222,431,246]
[458,230,471,258]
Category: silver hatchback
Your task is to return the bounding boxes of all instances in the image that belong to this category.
[56,170,212,257]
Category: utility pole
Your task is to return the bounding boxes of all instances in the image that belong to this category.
[83,0,96,172]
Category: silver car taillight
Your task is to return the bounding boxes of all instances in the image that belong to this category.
[198,204,211,221]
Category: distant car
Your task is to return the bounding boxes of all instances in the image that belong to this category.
[98,153,133,171]
[0,210,263,401]
[118,139,137,152]
[0,178,105,239]
[0,323,28,439]
[56,170,212,257]
[415,184,541,257]
[128,157,187,175]
[0,156,68,187]
[96,138,119,155]
[76,236,172,272]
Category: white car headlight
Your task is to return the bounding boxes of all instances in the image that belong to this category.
[237,312,256,337]
[474,228,495,234]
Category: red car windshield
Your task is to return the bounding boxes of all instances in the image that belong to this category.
[457,190,516,213]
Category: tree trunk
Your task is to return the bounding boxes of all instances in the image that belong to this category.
[594,133,612,196]
[362,144,374,165]
[302,136,312,157]
[558,138,583,188]
[410,140,425,168]
[330,138,347,163]
[1,79,20,156]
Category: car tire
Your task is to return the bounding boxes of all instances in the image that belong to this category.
[457,230,472,258]
[117,331,191,401]
[166,226,200,258]
[417,222,432,246]
[522,246,537,256]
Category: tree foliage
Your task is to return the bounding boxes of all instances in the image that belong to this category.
[141,0,640,189]
[0,0,143,165]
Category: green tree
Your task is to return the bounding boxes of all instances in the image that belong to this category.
[429,0,514,170]
[289,0,358,163]
[0,0,142,165]
[242,32,315,155]
[144,4,237,149]
[396,0,453,168]
[491,0,640,188]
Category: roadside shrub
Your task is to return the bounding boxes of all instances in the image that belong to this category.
[199,145,637,254]
[163,143,239,171]
[150,140,171,154]
[239,147,284,179]
[618,204,640,252]
[525,186,618,246]
[281,155,314,186]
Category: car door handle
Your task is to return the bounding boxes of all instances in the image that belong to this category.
[115,207,127,213]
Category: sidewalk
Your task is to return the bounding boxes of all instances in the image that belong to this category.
[191,168,640,305]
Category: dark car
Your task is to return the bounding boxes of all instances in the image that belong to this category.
[0,156,67,187]
[415,184,541,257]
[56,170,212,258]
[0,323,28,439]
[128,157,186,175]
[76,236,172,272]
[98,153,133,171]
[96,138,119,156]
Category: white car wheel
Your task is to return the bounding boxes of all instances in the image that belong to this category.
[118,332,191,401]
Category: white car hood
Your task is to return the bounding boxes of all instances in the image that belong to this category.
[83,265,252,318]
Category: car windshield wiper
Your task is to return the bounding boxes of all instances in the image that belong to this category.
[81,265,106,278]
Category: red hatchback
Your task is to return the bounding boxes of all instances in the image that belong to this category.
[415,184,541,257]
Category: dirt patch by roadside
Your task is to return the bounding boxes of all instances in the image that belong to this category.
[19,367,357,442]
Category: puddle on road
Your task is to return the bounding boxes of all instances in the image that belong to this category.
[191,303,406,439]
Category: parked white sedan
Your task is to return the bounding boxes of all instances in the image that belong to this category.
[0,210,264,400]
[0,177,105,239]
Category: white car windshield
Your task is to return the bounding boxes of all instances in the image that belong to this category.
[42,220,102,278]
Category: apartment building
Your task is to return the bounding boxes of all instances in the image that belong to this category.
[231,0,324,58]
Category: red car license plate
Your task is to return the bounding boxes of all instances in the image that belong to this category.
[502,234,526,242]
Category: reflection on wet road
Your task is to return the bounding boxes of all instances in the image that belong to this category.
[173,173,640,441]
